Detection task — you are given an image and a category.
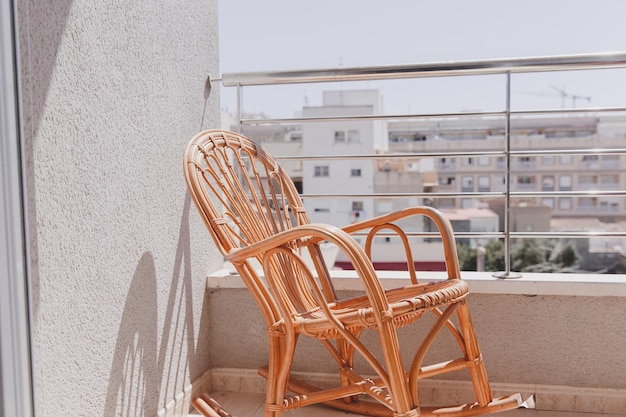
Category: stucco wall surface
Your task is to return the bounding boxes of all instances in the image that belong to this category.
[17,1,221,416]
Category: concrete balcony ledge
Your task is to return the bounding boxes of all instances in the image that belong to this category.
[207,267,626,298]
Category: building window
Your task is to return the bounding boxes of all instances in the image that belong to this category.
[352,201,364,211]
[601,174,619,188]
[542,156,555,165]
[600,198,619,212]
[334,129,360,143]
[440,176,455,185]
[477,176,490,191]
[314,165,329,177]
[559,175,572,190]
[541,197,555,209]
[461,176,474,191]
[558,198,572,210]
[348,129,360,142]
[314,208,330,213]
[478,157,490,166]
[350,168,362,177]
[602,154,620,168]
[542,176,555,191]
[517,176,535,185]
[461,157,473,166]
[559,155,573,165]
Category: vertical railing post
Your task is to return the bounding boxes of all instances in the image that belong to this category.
[494,71,521,279]
[236,83,242,133]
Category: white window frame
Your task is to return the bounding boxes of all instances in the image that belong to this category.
[1,3,35,415]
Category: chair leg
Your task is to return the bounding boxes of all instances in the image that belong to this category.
[264,332,297,417]
[336,337,360,403]
[456,301,493,406]
[377,322,420,417]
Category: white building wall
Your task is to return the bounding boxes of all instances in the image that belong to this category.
[17,1,220,416]
[302,90,387,226]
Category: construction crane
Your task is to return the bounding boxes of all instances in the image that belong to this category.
[549,85,592,108]
[520,85,591,108]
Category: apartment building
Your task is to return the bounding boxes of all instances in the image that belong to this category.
[388,115,626,224]
[230,92,626,270]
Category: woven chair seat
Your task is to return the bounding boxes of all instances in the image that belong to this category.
[297,279,468,338]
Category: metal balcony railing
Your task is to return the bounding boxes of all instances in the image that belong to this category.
[216,52,626,278]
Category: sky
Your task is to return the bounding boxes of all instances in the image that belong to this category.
[218,0,626,117]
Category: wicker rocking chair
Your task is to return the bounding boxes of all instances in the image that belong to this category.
[184,130,523,417]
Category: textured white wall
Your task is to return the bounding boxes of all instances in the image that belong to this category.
[209,289,626,390]
[17,1,221,416]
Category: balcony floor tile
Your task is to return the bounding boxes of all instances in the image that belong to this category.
[189,391,621,417]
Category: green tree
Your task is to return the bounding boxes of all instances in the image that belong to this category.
[512,239,545,272]
[484,240,505,272]
[558,243,579,267]
[457,243,477,271]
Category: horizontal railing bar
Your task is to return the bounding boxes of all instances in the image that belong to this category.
[509,148,626,157]
[510,231,626,238]
[353,231,626,239]
[301,192,505,199]
[239,106,626,126]
[300,190,625,199]
[512,190,626,197]
[512,106,626,116]
[277,150,507,161]
[356,232,507,238]
[275,148,626,162]
[222,52,626,86]
[240,110,507,125]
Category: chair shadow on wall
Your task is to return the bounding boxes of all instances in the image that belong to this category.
[103,196,211,417]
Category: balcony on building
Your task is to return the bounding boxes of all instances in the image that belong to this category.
[212,53,626,417]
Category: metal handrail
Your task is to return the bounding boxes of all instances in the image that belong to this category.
[222,52,626,86]
[219,52,626,277]
[238,106,626,125]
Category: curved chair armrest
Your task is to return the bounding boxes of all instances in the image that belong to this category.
[341,206,461,280]
[227,223,392,319]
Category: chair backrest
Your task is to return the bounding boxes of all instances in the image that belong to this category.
[185,130,331,327]
[185,130,310,255]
